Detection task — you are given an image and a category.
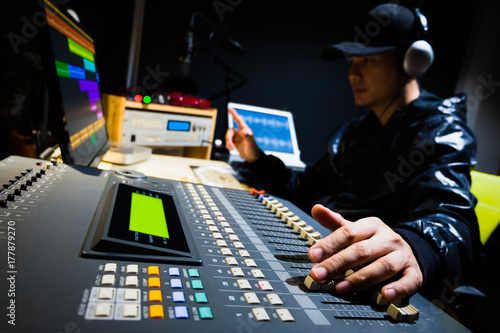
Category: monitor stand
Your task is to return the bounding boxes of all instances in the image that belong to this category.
[102,142,152,165]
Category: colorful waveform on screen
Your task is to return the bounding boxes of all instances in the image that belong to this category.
[46,1,104,150]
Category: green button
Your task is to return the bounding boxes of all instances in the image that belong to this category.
[194,292,208,303]
[187,269,200,278]
[191,280,204,290]
[198,307,213,319]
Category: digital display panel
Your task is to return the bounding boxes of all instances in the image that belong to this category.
[167,120,191,131]
[107,184,190,253]
[129,192,170,239]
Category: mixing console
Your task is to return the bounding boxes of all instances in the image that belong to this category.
[0,156,469,332]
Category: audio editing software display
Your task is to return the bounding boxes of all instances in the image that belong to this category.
[0,156,469,332]
[43,0,108,166]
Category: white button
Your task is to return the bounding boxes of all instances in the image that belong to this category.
[126,264,139,274]
[104,263,117,273]
[244,293,260,304]
[252,308,270,321]
[125,276,139,287]
[228,235,239,241]
[205,220,215,226]
[231,267,245,277]
[124,289,139,301]
[220,248,233,256]
[266,293,283,305]
[209,226,219,232]
[258,280,273,291]
[220,222,230,228]
[251,269,265,279]
[233,242,245,249]
[276,309,294,322]
[224,228,234,234]
[212,232,223,239]
[98,288,114,300]
[123,304,139,318]
[244,259,257,267]
[238,250,251,258]
[218,216,227,222]
[216,240,228,247]
[101,274,115,286]
[95,303,112,317]
[225,257,238,266]
[237,279,252,290]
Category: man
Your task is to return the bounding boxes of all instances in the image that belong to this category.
[225,3,483,302]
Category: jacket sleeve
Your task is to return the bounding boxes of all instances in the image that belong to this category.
[393,113,484,292]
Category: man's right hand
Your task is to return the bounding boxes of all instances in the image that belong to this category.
[225,108,261,163]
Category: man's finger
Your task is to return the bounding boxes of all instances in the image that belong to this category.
[225,128,235,150]
[311,204,351,231]
[228,108,251,132]
[381,267,422,301]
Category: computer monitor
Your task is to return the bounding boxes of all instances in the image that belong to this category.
[40,0,109,166]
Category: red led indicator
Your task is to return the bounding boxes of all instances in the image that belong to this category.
[134,94,142,102]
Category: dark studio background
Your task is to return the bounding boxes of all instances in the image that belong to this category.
[3,0,495,169]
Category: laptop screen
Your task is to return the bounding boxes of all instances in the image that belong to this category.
[227,102,305,169]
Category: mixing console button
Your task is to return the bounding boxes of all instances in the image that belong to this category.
[225,257,238,266]
[149,290,163,302]
[194,292,208,303]
[238,250,250,258]
[252,308,270,321]
[257,280,273,291]
[209,226,219,232]
[198,307,213,320]
[187,269,200,278]
[244,292,260,304]
[126,264,138,274]
[206,219,216,226]
[98,288,114,300]
[171,291,185,303]
[95,303,113,317]
[237,279,252,290]
[231,267,245,277]
[276,309,294,322]
[217,240,228,247]
[224,228,234,234]
[266,294,283,305]
[228,234,240,241]
[213,232,223,239]
[233,242,245,249]
[191,280,204,290]
[250,269,265,279]
[149,305,164,319]
[174,306,189,319]
[148,277,161,288]
[123,304,139,318]
[125,276,139,287]
[170,278,183,289]
[220,221,231,228]
[168,267,180,276]
[124,289,140,301]
[220,248,233,256]
[101,274,116,286]
[147,266,160,275]
[244,259,257,267]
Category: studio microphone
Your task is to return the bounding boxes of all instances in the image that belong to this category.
[179,30,194,77]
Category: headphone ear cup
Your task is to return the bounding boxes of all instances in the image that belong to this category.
[403,40,434,78]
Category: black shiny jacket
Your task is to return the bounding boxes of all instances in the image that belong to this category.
[249,90,484,295]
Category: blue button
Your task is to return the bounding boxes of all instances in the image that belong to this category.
[169,267,180,276]
[172,291,185,303]
[191,280,204,290]
[170,278,183,289]
[187,269,200,278]
[174,306,189,319]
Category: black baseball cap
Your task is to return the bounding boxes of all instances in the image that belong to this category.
[322,4,423,60]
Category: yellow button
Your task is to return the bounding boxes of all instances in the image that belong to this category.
[148,277,161,288]
[148,266,160,275]
[149,290,163,302]
[149,305,164,319]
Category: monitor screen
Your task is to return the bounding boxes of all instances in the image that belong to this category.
[42,0,109,166]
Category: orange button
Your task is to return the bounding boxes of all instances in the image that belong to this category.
[148,277,161,288]
[149,290,163,302]
[149,305,164,319]
[148,266,160,275]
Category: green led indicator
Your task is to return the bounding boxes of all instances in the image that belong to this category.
[129,192,169,239]
[143,95,151,104]
[91,134,96,145]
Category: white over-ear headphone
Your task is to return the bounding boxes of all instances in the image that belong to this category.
[403,8,434,78]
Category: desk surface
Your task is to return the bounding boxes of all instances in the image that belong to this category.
[98,154,245,190]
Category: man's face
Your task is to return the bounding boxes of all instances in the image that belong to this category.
[348,50,405,113]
